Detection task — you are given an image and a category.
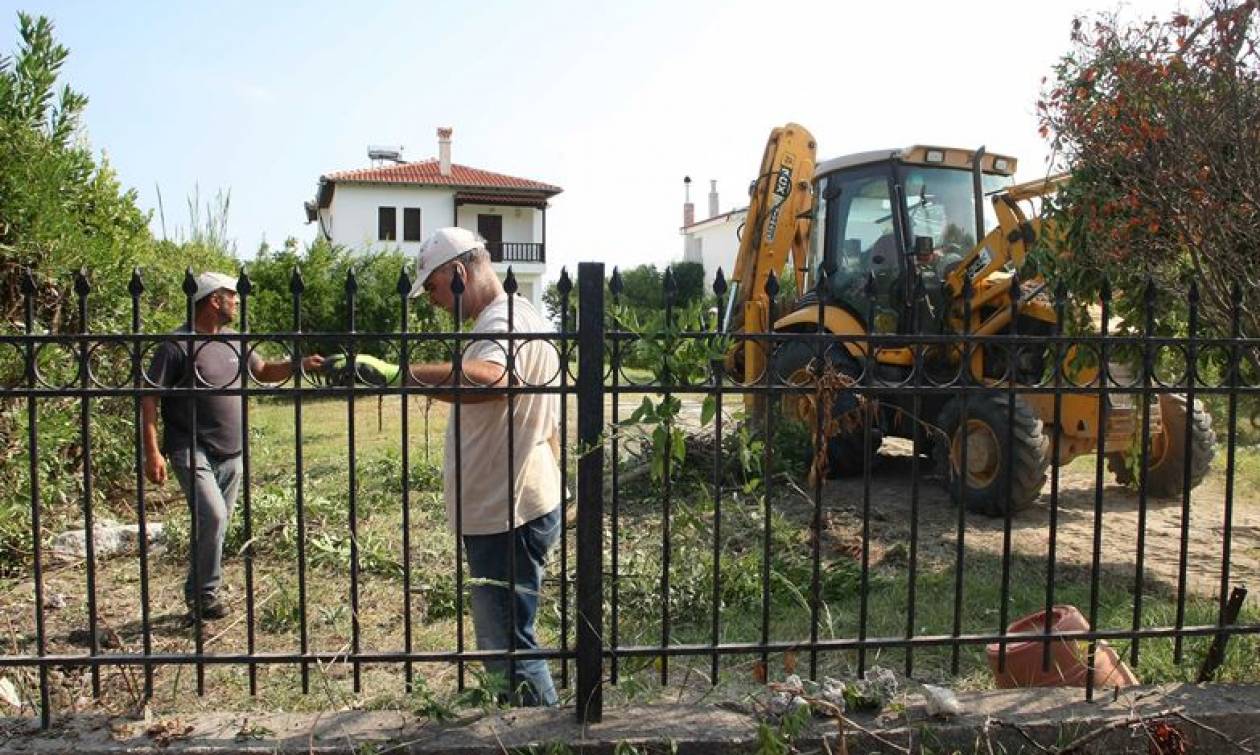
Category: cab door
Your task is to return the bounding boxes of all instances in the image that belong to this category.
[819,165,904,334]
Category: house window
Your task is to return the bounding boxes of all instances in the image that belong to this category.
[378,207,397,241]
[403,207,422,242]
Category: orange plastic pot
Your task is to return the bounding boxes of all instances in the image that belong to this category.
[986,605,1138,689]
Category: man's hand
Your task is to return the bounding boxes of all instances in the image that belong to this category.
[320,354,401,386]
[145,453,167,486]
[302,355,326,373]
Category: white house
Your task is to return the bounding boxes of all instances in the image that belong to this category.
[305,128,562,311]
[680,178,746,287]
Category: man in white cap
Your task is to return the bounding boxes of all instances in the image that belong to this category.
[328,227,561,705]
[142,271,324,622]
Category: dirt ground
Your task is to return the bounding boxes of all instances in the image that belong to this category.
[814,436,1260,600]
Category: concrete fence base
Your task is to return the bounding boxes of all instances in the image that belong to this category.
[1,683,1257,754]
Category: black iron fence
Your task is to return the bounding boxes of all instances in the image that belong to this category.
[0,263,1258,728]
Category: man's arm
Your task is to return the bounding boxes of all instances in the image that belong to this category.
[405,358,509,403]
[140,396,166,485]
[253,355,325,384]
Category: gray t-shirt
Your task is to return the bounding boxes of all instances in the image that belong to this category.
[145,326,263,459]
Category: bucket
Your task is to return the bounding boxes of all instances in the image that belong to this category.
[986,605,1138,689]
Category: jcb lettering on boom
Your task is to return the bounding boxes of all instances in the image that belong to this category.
[764,165,794,243]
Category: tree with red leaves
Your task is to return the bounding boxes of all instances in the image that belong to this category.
[1034,2,1259,377]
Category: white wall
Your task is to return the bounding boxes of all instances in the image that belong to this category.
[682,209,746,285]
[323,184,454,255]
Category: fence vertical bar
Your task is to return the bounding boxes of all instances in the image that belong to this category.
[345,269,362,692]
[557,268,573,691]
[858,271,876,676]
[237,270,258,695]
[905,274,924,678]
[997,270,1020,672]
[452,269,466,691]
[129,269,154,699]
[810,266,827,680]
[951,275,974,675]
[397,269,414,692]
[1131,279,1157,666]
[75,269,102,697]
[504,269,520,697]
[576,262,605,724]
[760,272,779,678]
[181,269,205,695]
[1173,281,1200,664]
[1042,283,1067,672]
[1218,282,1242,630]
[608,269,623,686]
[660,268,676,686]
[710,269,727,685]
[1085,279,1112,701]
[290,269,310,693]
[22,269,51,728]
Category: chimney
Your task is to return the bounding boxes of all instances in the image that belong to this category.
[683,176,695,227]
[708,180,720,218]
[437,127,453,176]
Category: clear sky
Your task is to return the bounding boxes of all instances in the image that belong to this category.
[7,0,1186,281]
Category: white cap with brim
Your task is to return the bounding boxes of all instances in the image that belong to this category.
[408,227,485,298]
[193,272,238,303]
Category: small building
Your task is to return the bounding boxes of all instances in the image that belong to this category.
[679,177,746,287]
[305,128,562,311]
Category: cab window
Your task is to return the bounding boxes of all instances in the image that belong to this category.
[820,167,896,283]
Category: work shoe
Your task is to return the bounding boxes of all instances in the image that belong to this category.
[185,596,230,623]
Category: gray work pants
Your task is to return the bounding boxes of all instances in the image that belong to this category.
[170,446,242,604]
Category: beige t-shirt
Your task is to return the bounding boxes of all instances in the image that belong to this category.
[444,293,561,536]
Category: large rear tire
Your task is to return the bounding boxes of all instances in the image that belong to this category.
[935,394,1049,517]
[773,340,882,478]
[1107,394,1215,497]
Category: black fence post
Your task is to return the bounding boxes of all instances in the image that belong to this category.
[576,262,605,724]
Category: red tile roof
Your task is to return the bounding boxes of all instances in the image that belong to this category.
[324,159,561,195]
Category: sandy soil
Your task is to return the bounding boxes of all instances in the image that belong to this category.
[815,437,1260,599]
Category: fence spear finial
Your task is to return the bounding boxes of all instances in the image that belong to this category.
[129,268,144,297]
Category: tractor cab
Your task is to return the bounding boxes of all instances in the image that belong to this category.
[806,146,1016,333]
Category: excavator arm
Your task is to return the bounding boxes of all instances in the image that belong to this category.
[723,123,817,382]
[944,172,1068,300]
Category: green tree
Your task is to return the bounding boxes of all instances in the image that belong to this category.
[0,13,233,572]
[0,13,232,332]
[667,261,707,307]
[616,264,662,311]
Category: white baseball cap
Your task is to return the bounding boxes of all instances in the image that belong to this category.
[193,272,237,303]
[408,227,485,297]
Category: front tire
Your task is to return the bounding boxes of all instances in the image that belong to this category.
[935,394,1049,516]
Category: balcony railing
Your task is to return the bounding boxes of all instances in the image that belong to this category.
[489,241,545,264]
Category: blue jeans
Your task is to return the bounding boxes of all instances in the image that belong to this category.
[170,446,242,605]
[463,507,561,706]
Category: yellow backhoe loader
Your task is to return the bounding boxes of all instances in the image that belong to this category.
[724,123,1216,516]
